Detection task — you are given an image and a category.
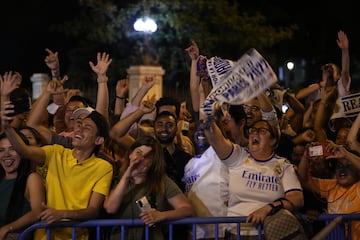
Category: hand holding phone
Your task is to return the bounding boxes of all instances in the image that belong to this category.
[308,143,333,158]
[136,196,155,227]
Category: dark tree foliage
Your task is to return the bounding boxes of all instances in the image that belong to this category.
[49,0,297,97]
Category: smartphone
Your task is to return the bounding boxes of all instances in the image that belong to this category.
[308,143,332,158]
[135,196,154,227]
[135,196,152,212]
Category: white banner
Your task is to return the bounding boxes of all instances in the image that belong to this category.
[200,48,278,116]
[329,92,360,130]
[206,56,234,87]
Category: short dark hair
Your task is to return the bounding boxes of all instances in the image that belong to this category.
[68,95,88,107]
[155,97,181,118]
[229,104,246,124]
[154,111,178,124]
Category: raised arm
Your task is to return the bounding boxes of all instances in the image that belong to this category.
[27,80,65,144]
[110,95,156,143]
[130,75,156,107]
[297,146,320,194]
[313,86,337,142]
[89,52,112,122]
[202,114,233,160]
[347,113,360,153]
[295,83,321,101]
[327,142,360,172]
[337,30,350,93]
[114,78,129,116]
[1,106,46,165]
[185,40,201,113]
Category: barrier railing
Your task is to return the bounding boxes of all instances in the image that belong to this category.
[18,214,360,240]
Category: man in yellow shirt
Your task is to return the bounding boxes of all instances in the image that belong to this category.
[2,107,113,240]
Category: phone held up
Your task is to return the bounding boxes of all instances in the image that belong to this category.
[308,142,333,158]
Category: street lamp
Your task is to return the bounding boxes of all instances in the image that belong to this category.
[133,17,157,33]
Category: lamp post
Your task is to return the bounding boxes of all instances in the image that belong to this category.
[286,61,295,88]
[127,15,164,116]
[133,16,157,65]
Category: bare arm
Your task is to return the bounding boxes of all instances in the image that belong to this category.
[203,116,233,160]
[89,52,112,122]
[185,40,201,112]
[40,192,105,223]
[2,102,46,165]
[27,80,66,144]
[284,93,305,132]
[313,86,337,142]
[130,76,155,107]
[347,112,360,153]
[0,172,45,237]
[110,95,156,143]
[296,84,321,100]
[337,30,350,92]
[327,143,360,171]
[140,193,193,225]
[297,148,320,194]
[114,78,129,116]
[103,164,132,214]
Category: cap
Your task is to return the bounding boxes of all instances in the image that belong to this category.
[85,111,109,139]
[71,107,94,120]
[71,107,109,139]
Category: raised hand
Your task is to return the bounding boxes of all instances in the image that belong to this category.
[185,40,200,60]
[44,48,59,70]
[0,71,20,97]
[141,75,156,90]
[89,52,112,79]
[116,78,129,97]
[139,94,156,114]
[336,30,349,50]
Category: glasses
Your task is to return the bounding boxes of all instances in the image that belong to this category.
[243,105,260,112]
[248,127,270,135]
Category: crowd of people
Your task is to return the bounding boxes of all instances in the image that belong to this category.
[0,30,359,240]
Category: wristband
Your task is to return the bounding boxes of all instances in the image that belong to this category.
[116,96,125,100]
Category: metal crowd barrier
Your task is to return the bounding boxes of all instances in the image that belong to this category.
[18,214,360,240]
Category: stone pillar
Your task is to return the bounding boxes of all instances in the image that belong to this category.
[126,65,165,120]
[30,73,50,100]
[127,65,165,100]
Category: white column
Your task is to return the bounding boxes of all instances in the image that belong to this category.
[126,65,165,120]
[30,73,50,100]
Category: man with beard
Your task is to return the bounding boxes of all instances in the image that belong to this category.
[153,110,193,240]
[154,111,193,192]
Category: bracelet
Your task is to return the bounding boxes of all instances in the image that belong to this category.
[97,76,108,83]
[9,225,13,232]
[116,96,125,100]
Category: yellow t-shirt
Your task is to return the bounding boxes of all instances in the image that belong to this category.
[316,178,360,240]
[35,144,113,240]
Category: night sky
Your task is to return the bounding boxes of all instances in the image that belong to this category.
[1,1,359,89]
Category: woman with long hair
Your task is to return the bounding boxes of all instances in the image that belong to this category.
[104,135,193,240]
[0,131,45,239]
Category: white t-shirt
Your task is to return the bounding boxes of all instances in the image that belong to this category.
[223,144,302,235]
[183,146,229,238]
